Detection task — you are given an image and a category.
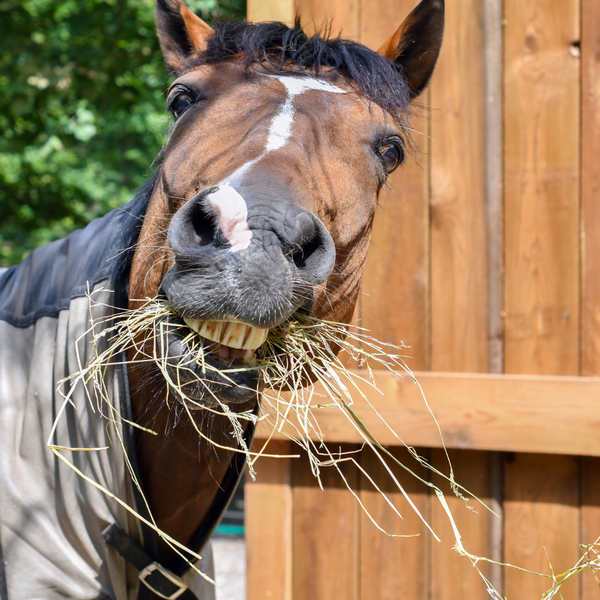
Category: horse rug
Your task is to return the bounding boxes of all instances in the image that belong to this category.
[0,190,241,600]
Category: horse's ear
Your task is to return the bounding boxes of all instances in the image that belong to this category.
[377,0,444,99]
[156,0,214,74]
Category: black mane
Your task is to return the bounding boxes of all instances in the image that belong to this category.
[192,20,412,124]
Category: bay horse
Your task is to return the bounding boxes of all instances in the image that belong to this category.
[0,0,443,598]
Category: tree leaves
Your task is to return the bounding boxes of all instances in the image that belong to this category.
[0,0,244,266]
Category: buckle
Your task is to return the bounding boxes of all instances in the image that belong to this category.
[139,562,188,599]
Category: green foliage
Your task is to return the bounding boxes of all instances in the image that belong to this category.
[0,0,244,266]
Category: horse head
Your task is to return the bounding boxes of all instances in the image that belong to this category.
[129,0,444,409]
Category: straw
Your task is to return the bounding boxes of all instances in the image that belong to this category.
[48,292,599,598]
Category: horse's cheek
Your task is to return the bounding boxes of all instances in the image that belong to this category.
[129,227,174,306]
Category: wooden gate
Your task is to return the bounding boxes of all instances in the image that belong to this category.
[244,0,600,598]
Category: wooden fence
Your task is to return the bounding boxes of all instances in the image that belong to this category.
[244,0,600,598]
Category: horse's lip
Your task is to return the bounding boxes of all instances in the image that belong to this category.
[183,316,269,351]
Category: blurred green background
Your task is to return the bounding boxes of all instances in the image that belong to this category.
[0,0,245,267]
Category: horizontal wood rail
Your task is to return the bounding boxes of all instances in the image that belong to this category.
[256,371,600,457]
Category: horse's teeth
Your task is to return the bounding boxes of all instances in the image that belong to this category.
[183,317,268,350]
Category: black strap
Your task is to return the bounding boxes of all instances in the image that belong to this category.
[102,523,199,600]
[115,360,159,600]
[0,522,8,600]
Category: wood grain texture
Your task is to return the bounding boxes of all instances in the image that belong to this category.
[291,445,360,600]
[359,447,430,600]
[359,0,430,370]
[246,0,294,23]
[581,0,600,376]
[504,454,580,600]
[294,0,359,39]
[581,457,600,598]
[429,0,489,373]
[246,440,293,600]
[430,450,493,600]
[359,0,417,49]
[258,371,600,457]
[503,0,580,375]
[361,109,430,371]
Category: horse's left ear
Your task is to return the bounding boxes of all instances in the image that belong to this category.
[378,0,444,99]
[156,0,214,74]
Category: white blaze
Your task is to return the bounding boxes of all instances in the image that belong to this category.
[227,75,347,185]
[265,76,346,152]
[218,75,347,250]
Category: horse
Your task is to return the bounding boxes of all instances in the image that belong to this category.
[0,0,444,598]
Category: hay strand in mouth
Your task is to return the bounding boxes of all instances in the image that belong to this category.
[48,291,598,598]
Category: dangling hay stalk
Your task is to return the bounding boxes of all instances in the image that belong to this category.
[47,292,600,598]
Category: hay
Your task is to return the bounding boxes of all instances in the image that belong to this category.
[47,292,598,598]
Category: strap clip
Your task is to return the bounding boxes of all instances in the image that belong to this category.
[138,561,188,600]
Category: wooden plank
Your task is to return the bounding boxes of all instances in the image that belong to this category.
[246,440,293,600]
[258,371,600,457]
[429,0,489,373]
[430,450,493,600]
[359,0,430,371]
[361,109,430,371]
[504,454,580,600]
[294,0,359,39]
[360,0,418,48]
[581,457,600,598]
[581,0,600,376]
[503,3,581,598]
[503,0,580,375]
[246,0,294,24]
[359,446,430,600]
[292,444,360,600]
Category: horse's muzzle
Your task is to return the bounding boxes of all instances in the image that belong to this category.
[160,184,336,329]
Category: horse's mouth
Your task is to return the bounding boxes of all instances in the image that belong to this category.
[162,315,269,407]
[183,317,269,360]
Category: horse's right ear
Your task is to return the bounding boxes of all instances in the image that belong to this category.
[377,0,444,99]
[156,0,214,74]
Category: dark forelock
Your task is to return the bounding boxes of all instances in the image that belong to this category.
[190,20,412,124]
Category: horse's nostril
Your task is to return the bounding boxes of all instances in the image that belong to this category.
[292,235,321,270]
[190,202,218,247]
[285,212,336,285]
[168,188,223,259]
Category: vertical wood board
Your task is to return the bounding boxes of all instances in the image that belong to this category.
[246,441,293,600]
[429,0,489,373]
[291,445,360,600]
[247,0,294,24]
[504,454,580,600]
[581,0,600,376]
[430,450,493,600]
[294,0,360,39]
[359,447,430,600]
[581,457,600,599]
[360,0,431,370]
[503,0,580,375]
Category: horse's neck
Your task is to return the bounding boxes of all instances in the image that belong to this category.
[127,359,253,564]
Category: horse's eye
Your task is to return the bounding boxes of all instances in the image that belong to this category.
[379,142,404,174]
[170,93,194,118]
